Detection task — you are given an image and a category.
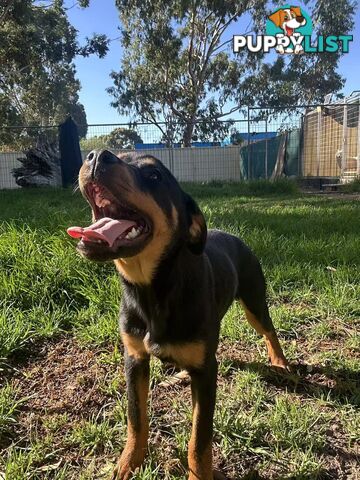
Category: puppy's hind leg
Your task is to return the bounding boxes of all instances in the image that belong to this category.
[236,256,289,370]
[240,299,289,370]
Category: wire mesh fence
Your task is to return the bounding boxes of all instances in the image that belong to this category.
[80,120,249,149]
[1,100,359,189]
[302,102,360,179]
[244,101,360,180]
[243,106,305,179]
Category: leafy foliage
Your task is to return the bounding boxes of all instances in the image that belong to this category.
[80,127,143,151]
[109,0,356,145]
[0,0,109,147]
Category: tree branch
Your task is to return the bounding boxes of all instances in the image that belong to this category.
[211,29,254,55]
[213,105,241,119]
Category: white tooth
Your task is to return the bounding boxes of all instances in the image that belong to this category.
[96,197,111,208]
[125,226,142,240]
[130,228,138,239]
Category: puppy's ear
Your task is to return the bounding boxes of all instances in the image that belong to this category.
[291,6,302,17]
[183,193,207,255]
[268,9,283,27]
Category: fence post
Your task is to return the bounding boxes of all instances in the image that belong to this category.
[357,103,360,176]
[299,111,305,176]
[265,114,268,179]
[342,103,348,178]
[168,146,174,174]
[316,106,322,177]
[247,106,251,179]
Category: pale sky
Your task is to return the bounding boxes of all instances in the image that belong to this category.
[67,0,360,125]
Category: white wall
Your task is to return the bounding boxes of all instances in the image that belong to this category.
[1,146,241,189]
[0,153,21,189]
[82,146,241,182]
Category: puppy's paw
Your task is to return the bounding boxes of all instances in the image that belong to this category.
[111,449,145,480]
[270,359,293,374]
[111,462,139,480]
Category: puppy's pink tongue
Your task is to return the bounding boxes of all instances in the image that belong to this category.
[67,217,137,247]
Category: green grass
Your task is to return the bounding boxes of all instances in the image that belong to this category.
[0,184,359,479]
[0,384,22,436]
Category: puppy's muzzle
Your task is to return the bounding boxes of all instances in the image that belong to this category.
[86,149,119,178]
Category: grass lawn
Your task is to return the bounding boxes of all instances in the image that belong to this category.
[0,183,359,479]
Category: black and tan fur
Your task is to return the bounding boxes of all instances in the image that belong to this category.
[74,149,289,480]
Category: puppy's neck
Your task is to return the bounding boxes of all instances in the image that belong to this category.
[114,220,177,285]
[114,242,194,287]
[114,256,155,286]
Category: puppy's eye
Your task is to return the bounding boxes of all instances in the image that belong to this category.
[146,169,162,181]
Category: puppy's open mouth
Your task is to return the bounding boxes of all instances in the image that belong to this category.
[67,183,152,255]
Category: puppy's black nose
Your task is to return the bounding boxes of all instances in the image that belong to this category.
[296,15,304,22]
[86,149,118,166]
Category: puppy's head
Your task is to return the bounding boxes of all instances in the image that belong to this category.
[268,7,306,34]
[72,150,206,274]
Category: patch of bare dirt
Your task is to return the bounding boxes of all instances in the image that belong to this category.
[8,339,114,420]
[0,337,123,477]
[1,337,359,479]
[13,338,122,419]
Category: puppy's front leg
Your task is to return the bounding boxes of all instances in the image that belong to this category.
[112,348,150,480]
[188,358,218,480]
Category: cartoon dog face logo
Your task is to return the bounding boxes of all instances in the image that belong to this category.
[268,6,306,36]
[268,7,307,54]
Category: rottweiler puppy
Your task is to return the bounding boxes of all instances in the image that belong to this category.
[67,150,289,480]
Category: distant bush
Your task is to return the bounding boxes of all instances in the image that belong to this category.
[80,127,143,151]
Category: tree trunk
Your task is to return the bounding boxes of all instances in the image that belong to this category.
[182,119,195,147]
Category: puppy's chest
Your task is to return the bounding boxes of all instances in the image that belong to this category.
[125,331,205,370]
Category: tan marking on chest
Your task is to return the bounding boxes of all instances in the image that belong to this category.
[121,332,149,360]
[122,332,205,369]
[144,335,205,369]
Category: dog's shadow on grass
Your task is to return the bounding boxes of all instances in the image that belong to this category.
[229,471,331,480]
[226,359,360,406]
